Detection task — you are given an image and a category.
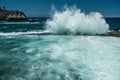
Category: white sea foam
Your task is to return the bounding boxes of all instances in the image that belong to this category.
[0,31,51,36]
[25,36,120,80]
[46,6,109,35]
[1,35,120,80]
[0,22,40,24]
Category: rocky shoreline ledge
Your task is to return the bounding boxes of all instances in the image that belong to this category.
[0,6,27,21]
[103,28,120,37]
[106,31,120,37]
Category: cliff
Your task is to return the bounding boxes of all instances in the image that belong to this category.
[0,7,27,21]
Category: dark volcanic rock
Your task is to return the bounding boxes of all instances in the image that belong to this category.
[0,9,27,21]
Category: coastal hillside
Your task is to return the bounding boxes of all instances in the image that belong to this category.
[0,6,27,21]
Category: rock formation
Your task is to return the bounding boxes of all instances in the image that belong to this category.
[0,6,27,21]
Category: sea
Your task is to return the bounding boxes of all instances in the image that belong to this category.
[0,14,120,80]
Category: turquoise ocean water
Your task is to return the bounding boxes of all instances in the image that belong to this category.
[0,18,120,80]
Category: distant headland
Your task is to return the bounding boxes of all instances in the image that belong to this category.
[0,6,27,21]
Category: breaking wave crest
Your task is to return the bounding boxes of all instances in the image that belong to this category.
[46,6,109,35]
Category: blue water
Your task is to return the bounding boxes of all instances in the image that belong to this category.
[0,18,120,80]
[105,17,120,29]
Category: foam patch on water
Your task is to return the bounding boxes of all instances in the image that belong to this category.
[46,6,109,35]
[0,31,51,36]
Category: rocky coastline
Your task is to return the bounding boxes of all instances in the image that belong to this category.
[0,7,27,21]
[106,31,120,37]
[104,28,120,37]
[95,28,120,37]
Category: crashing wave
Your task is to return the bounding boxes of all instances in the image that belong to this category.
[45,6,109,35]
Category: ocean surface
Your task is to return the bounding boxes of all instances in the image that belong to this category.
[105,17,120,29]
[0,17,120,80]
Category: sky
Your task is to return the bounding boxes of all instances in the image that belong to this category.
[0,0,120,17]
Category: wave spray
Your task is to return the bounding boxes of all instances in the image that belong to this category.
[46,6,109,35]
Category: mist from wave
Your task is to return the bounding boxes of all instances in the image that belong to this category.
[45,6,109,35]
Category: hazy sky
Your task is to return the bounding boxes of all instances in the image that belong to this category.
[1,0,120,17]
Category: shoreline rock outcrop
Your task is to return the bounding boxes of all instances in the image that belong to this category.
[0,7,27,21]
